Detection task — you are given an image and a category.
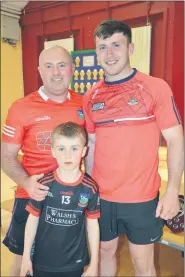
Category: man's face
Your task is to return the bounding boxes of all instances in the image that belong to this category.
[96,33,134,81]
[38,48,74,96]
[52,135,87,171]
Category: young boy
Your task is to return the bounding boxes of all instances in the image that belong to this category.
[20,122,100,277]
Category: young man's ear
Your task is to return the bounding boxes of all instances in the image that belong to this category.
[129,43,134,56]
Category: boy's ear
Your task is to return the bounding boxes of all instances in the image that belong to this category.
[82,146,87,158]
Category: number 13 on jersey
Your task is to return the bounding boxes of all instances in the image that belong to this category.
[61,195,71,204]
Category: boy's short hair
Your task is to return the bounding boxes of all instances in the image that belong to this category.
[51,122,87,147]
[94,19,132,43]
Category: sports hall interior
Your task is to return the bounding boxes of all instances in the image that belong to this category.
[1,1,184,276]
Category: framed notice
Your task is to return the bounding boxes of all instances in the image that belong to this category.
[71,49,104,95]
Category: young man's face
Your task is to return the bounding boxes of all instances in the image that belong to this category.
[52,135,87,171]
[96,33,134,81]
[38,47,74,97]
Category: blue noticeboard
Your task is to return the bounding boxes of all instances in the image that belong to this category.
[71,49,104,95]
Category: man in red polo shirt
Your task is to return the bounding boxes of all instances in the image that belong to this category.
[2,46,85,276]
[84,19,184,276]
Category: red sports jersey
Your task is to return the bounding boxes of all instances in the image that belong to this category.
[83,69,181,203]
[2,88,85,198]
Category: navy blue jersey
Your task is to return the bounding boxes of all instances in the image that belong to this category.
[26,171,100,272]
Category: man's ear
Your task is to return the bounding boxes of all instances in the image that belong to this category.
[51,148,56,158]
[129,43,134,56]
[38,66,41,76]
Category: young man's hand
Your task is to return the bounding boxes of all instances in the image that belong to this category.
[155,188,180,220]
[82,263,98,276]
[20,258,33,276]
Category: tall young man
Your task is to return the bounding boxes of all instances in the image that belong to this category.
[83,19,184,276]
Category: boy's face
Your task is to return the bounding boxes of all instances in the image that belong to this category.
[51,135,87,171]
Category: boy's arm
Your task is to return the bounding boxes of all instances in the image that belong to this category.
[23,214,39,258]
[84,181,100,276]
[86,218,100,268]
[20,214,39,276]
[21,196,43,277]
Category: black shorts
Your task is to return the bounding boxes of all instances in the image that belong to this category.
[33,268,84,277]
[3,198,29,255]
[99,194,164,244]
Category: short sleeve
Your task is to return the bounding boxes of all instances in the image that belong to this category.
[85,186,100,219]
[154,80,182,130]
[26,199,44,217]
[2,102,25,144]
[83,93,96,134]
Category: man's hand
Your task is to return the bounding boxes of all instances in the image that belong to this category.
[20,257,33,276]
[156,188,180,220]
[24,174,49,201]
[82,263,98,277]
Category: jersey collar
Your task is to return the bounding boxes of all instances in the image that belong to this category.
[104,68,137,85]
[38,86,71,101]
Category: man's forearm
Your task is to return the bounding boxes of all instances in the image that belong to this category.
[86,218,100,266]
[2,156,29,188]
[166,137,184,193]
[85,142,95,176]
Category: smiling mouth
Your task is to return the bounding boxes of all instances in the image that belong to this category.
[64,162,72,165]
[105,61,118,65]
[52,78,63,82]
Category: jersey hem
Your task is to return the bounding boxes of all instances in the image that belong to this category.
[34,260,89,272]
[100,192,159,203]
[160,121,181,131]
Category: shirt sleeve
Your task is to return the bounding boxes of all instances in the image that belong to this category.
[25,173,54,216]
[2,102,25,144]
[83,92,96,134]
[26,199,44,217]
[85,186,100,219]
[154,79,182,130]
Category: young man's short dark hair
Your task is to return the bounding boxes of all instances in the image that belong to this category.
[94,19,132,43]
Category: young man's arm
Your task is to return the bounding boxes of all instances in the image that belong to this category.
[20,214,39,277]
[84,218,100,277]
[1,142,48,201]
[156,125,184,220]
[85,134,96,176]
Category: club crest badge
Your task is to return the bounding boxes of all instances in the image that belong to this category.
[77,110,84,119]
[78,193,89,207]
[127,98,138,105]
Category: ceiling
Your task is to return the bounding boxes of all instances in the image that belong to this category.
[1,1,28,14]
